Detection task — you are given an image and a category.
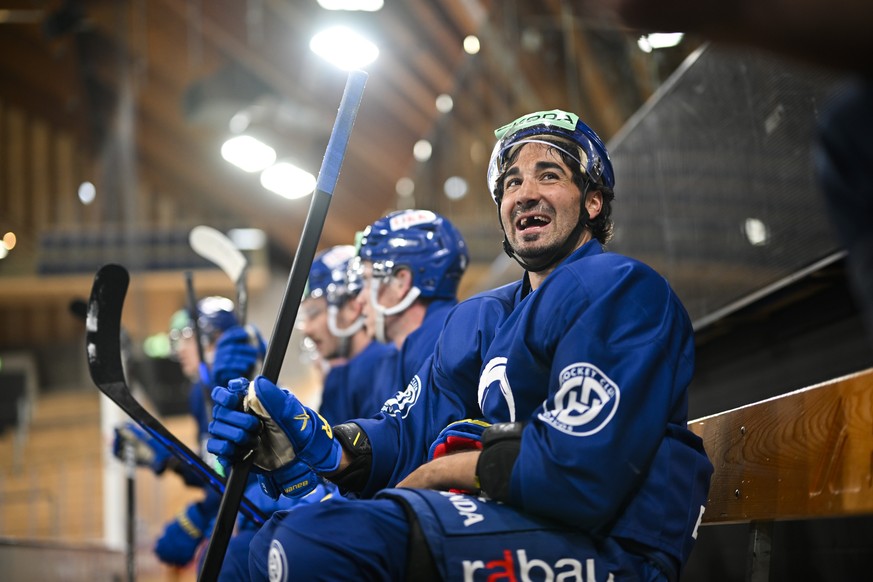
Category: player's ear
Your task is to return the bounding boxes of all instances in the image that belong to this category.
[393,267,413,293]
[585,189,603,220]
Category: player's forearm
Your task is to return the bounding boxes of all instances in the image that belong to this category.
[396,451,480,491]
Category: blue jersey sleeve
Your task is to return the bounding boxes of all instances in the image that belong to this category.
[496,255,703,535]
[320,341,399,425]
[354,286,520,497]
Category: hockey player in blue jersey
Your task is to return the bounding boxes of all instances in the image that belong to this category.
[349,208,469,414]
[300,244,398,425]
[208,109,712,581]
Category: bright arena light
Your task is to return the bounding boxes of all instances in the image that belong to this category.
[310,26,379,70]
[637,33,684,53]
[435,94,454,113]
[317,0,383,11]
[3,231,17,250]
[260,162,317,199]
[444,176,468,200]
[395,177,415,198]
[463,35,480,55]
[78,181,96,205]
[413,139,432,162]
[221,135,277,173]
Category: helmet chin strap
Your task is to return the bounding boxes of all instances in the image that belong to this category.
[500,212,589,273]
[328,306,365,339]
[369,278,422,343]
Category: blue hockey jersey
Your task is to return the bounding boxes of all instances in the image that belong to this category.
[355,240,712,568]
[319,339,398,425]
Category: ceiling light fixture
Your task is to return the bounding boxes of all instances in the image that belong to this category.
[228,228,267,251]
[463,35,480,55]
[637,33,684,53]
[221,135,277,172]
[310,26,379,70]
[78,181,96,205]
[435,94,453,113]
[413,139,432,162]
[260,161,316,200]
[316,0,383,11]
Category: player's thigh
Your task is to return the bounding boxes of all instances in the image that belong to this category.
[249,497,410,581]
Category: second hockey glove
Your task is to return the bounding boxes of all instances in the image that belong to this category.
[113,422,171,474]
[210,325,266,389]
[427,419,492,461]
[154,502,210,566]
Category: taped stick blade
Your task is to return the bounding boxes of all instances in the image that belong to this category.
[189,226,247,283]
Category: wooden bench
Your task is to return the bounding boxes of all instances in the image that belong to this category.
[688,367,873,580]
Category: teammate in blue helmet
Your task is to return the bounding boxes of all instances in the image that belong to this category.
[352,209,468,345]
[300,244,399,425]
[300,245,367,370]
[208,110,711,581]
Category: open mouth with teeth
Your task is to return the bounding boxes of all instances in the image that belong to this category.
[516,214,551,232]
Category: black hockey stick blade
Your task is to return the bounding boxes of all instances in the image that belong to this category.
[85,263,267,526]
[199,69,368,582]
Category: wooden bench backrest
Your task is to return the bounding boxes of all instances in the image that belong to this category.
[688,367,873,525]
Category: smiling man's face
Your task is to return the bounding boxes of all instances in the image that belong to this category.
[499,141,590,267]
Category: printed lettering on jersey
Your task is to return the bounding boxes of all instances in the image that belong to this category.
[389,210,437,231]
[539,362,619,436]
[381,374,422,418]
[268,539,288,582]
[439,491,485,527]
[461,549,615,582]
[478,357,517,422]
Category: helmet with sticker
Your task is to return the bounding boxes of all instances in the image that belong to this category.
[357,209,469,299]
[486,109,614,203]
[196,296,237,339]
[305,245,359,307]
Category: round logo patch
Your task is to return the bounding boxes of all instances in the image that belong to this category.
[268,539,288,582]
[538,362,619,436]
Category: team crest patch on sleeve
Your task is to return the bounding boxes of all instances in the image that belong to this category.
[538,363,619,436]
[381,374,422,418]
[268,539,288,582]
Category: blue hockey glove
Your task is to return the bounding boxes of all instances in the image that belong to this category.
[207,379,261,469]
[112,422,171,474]
[427,419,492,461]
[207,378,321,499]
[154,502,210,566]
[246,376,342,474]
[210,325,266,389]
[256,460,322,500]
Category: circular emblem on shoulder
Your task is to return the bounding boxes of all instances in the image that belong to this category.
[268,539,288,582]
[538,362,619,436]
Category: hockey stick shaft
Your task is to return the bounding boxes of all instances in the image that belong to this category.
[184,270,210,376]
[199,69,368,582]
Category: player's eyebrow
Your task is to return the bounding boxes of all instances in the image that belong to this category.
[504,160,567,179]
